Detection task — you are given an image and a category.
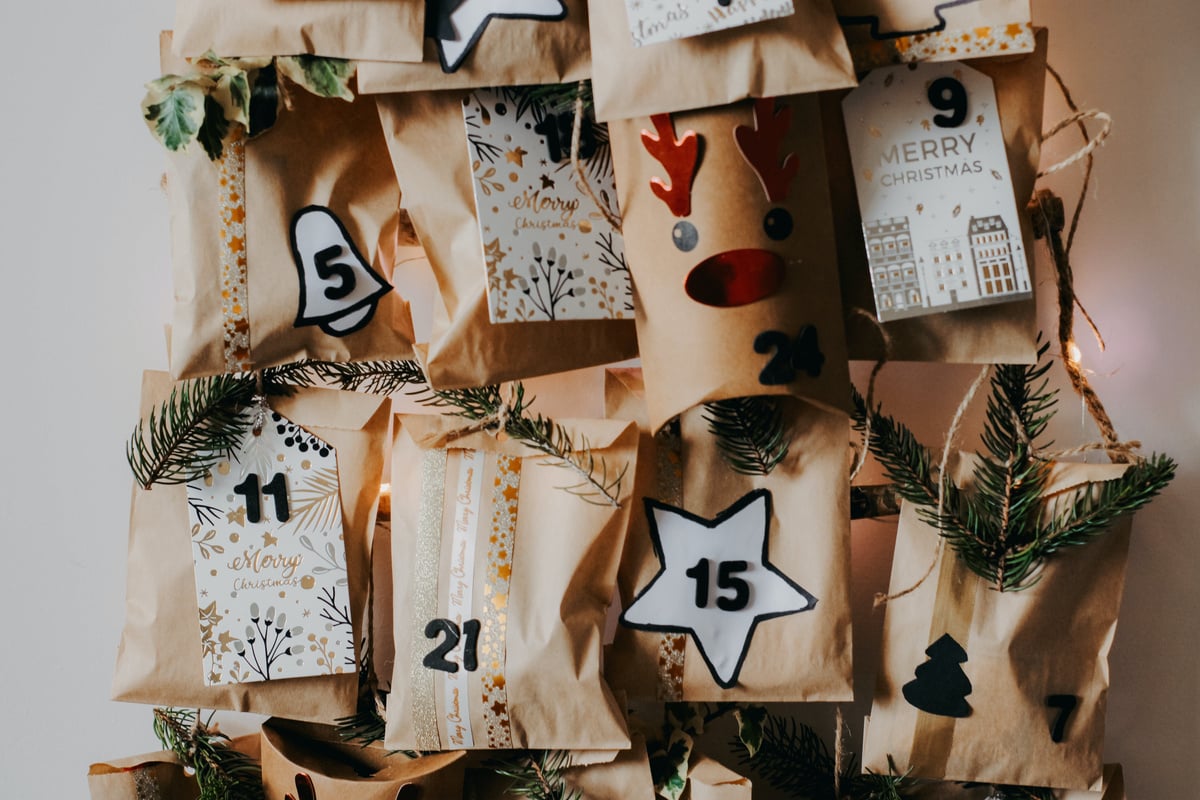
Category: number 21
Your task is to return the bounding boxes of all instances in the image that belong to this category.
[423,618,481,674]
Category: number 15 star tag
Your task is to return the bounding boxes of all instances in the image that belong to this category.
[620,488,816,689]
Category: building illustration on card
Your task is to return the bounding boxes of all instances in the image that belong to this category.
[463,86,632,323]
[624,0,795,47]
[843,60,1031,322]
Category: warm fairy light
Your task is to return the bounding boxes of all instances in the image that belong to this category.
[1067,341,1082,367]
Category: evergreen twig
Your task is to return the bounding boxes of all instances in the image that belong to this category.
[152,708,262,800]
[488,750,581,800]
[702,396,790,475]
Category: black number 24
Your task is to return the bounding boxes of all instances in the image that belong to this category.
[685,559,750,611]
[423,618,481,673]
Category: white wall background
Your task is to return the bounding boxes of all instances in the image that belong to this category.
[0,1,1195,796]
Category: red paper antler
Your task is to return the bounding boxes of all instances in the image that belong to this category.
[641,113,700,218]
[734,98,800,203]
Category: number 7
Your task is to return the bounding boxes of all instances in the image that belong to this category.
[1046,694,1078,743]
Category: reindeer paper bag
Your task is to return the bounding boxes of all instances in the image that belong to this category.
[167,80,417,379]
[590,0,856,121]
[604,370,854,701]
[385,414,636,749]
[173,0,424,62]
[113,372,389,721]
[610,95,850,432]
[862,459,1142,790]
[834,0,1034,70]
[261,718,466,800]
[828,30,1047,364]
[376,90,638,389]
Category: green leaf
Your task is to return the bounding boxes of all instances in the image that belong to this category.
[142,75,210,152]
[276,55,355,101]
[211,67,251,128]
[651,729,693,800]
[197,94,231,161]
[734,705,767,757]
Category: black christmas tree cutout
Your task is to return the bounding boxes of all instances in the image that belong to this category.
[902,633,973,718]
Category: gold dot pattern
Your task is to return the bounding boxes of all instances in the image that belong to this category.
[652,420,686,701]
[480,453,521,748]
[218,131,251,373]
[410,449,447,751]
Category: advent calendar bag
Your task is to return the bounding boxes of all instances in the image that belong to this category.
[589,0,856,120]
[609,95,850,432]
[905,764,1124,799]
[112,372,390,722]
[261,718,466,799]
[357,0,591,92]
[828,29,1047,364]
[834,0,1034,70]
[173,0,423,62]
[385,413,637,750]
[467,734,656,800]
[862,458,1134,790]
[604,371,854,701]
[375,91,638,389]
[167,85,416,379]
[88,751,200,800]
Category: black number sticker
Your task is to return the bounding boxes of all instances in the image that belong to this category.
[928,77,968,128]
[1046,694,1079,743]
[533,112,597,164]
[423,618,482,674]
[232,472,290,524]
[313,244,355,301]
[686,558,751,611]
[754,325,825,386]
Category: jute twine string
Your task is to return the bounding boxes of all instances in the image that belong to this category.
[571,82,623,230]
[849,308,893,481]
[441,382,516,441]
[873,364,991,609]
[833,706,846,799]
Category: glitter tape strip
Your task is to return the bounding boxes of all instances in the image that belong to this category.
[410,449,447,751]
[480,453,520,748]
[218,131,251,373]
[653,420,687,701]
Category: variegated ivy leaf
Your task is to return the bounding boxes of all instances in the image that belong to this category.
[197,94,231,161]
[733,705,767,758]
[276,55,355,101]
[655,728,693,800]
[142,75,212,152]
[211,67,251,129]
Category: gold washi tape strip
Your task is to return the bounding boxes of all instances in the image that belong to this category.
[480,453,520,748]
[410,448,447,751]
[217,130,251,373]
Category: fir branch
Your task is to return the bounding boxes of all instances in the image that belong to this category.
[127,374,255,489]
[489,750,581,800]
[153,708,262,800]
[524,81,594,116]
[307,359,427,396]
[851,385,939,508]
[702,396,790,475]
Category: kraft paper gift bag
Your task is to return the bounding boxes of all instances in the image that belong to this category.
[834,0,1034,70]
[862,458,1135,790]
[167,83,417,379]
[113,372,390,722]
[589,0,856,121]
[828,29,1048,364]
[685,756,752,800]
[467,734,656,800]
[357,0,591,93]
[173,0,423,62]
[375,91,638,389]
[384,413,637,750]
[609,94,851,432]
[905,763,1124,799]
[87,751,200,800]
[603,370,854,701]
[261,718,466,799]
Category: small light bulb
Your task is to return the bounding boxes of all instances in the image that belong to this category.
[1067,341,1082,367]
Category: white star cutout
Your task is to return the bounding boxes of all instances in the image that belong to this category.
[620,489,816,688]
[430,0,567,73]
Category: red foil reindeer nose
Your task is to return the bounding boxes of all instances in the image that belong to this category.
[685,249,785,307]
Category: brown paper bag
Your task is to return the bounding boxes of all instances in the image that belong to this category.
[375,92,638,389]
[589,0,856,121]
[172,0,424,62]
[167,84,417,379]
[834,0,1034,70]
[828,29,1047,364]
[357,0,591,94]
[604,370,854,701]
[862,458,1134,790]
[686,756,752,800]
[261,717,465,799]
[905,763,1124,799]
[385,413,637,749]
[87,751,200,800]
[465,734,655,800]
[609,95,851,431]
[112,372,390,722]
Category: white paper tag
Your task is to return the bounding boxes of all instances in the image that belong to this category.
[463,86,632,323]
[443,450,483,747]
[842,62,1032,322]
[624,0,795,47]
[189,409,354,685]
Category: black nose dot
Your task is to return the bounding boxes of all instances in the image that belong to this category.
[763,208,794,241]
[672,220,699,252]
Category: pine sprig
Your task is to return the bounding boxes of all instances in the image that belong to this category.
[152,708,263,800]
[523,81,594,115]
[702,396,790,475]
[853,342,1176,590]
[308,359,428,396]
[488,750,581,800]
